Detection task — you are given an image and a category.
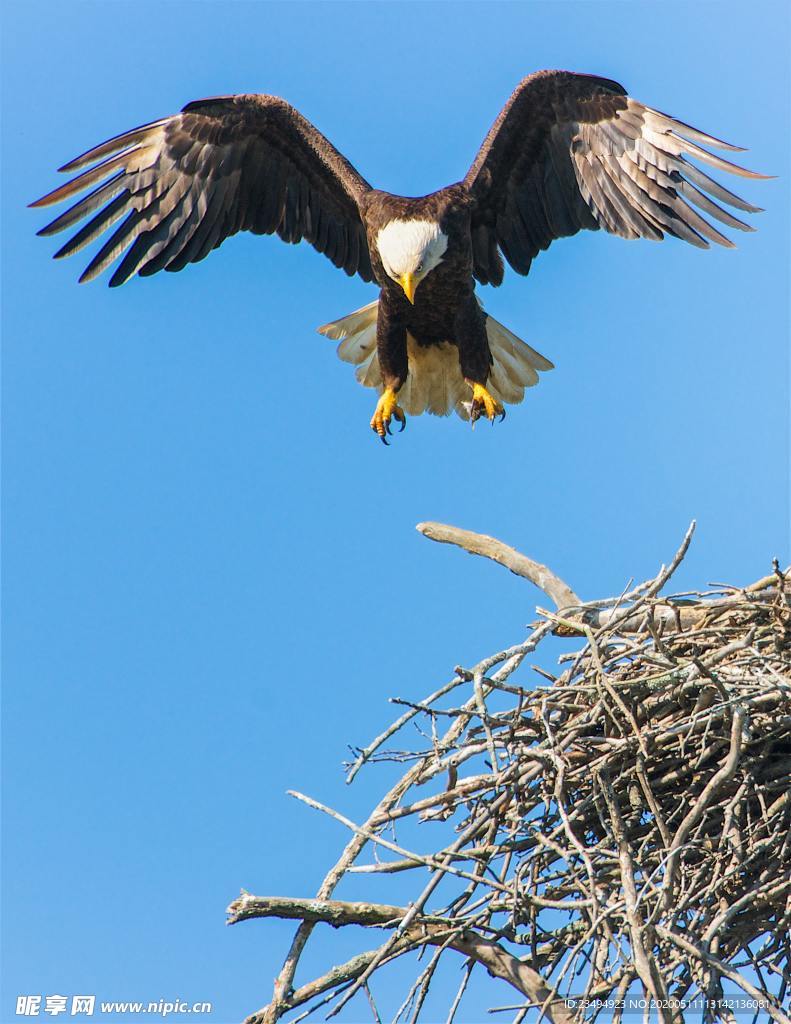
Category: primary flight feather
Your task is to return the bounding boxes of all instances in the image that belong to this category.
[31,70,765,441]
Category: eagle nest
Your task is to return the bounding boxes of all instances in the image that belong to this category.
[228,523,791,1024]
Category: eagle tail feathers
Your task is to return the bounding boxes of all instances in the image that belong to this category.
[317,300,379,347]
[317,300,552,420]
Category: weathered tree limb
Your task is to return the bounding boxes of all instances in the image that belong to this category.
[416,521,581,609]
[416,520,788,634]
[227,893,413,928]
[227,894,576,1024]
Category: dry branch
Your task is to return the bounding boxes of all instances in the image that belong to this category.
[415,521,581,609]
[228,895,576,1024]
[231,526,791,1024]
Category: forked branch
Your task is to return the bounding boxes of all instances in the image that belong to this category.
[228,894,575,1024]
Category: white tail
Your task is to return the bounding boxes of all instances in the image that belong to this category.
[317,298,553,420]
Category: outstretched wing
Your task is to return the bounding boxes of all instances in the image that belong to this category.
[465,70,766,285]
[31,94,374,286]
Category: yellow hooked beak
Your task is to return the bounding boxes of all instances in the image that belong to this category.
[398,271,418,304]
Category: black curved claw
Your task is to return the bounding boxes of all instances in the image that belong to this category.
[398,416,406,433]
[380,433,389,446]
[385,420,392,436]
[499,407,507,423]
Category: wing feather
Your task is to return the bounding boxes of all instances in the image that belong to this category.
[53,193,131,260]
[672,158,762,213]
[109,177,205,285]
[673,178,753,231]
[159,185,213,274]
[32,95,374,284]
[465,70,766,283]
[56,120,170,173]
[36,172,127,237]
[80,210,144,283]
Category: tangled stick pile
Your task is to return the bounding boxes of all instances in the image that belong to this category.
[228,524,791,1024]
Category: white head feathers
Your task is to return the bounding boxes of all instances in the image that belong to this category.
[376,219,448,283]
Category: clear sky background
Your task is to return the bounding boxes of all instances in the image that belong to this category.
[2,1,788,1022]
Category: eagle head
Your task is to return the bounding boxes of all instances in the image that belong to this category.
[376,219,448,303]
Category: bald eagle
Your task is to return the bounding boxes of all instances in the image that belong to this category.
[31,70,764,442]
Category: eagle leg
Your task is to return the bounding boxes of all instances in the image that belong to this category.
[467,381,506,426]
[370,387,406,445]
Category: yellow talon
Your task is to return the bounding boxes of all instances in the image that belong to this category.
[370,387,406,444]
[468,381,505,425]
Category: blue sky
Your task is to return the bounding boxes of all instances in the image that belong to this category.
[2,1,788,1022]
